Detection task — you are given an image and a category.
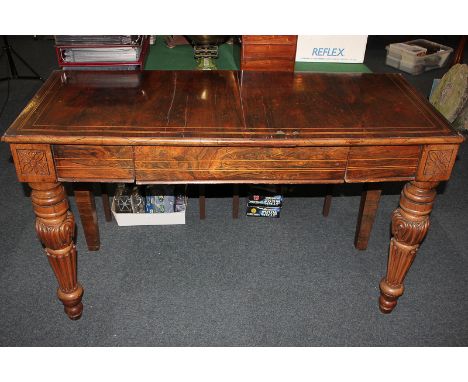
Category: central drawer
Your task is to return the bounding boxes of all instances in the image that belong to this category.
[134,146,348,184]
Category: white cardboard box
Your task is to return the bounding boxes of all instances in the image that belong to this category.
[295,35,368,63]
[111,199,187,226]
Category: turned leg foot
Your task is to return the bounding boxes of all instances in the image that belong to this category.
[30,182,84,320]
[379,181,438,313]
[57,281,84,320]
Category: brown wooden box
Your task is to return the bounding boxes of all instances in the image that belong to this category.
[241,35,297,72]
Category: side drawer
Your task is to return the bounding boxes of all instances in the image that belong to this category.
[53,145,134,182]
[134,146,348,184]
[345,145,421,182]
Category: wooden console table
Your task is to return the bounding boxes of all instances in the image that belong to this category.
[2,70,463,320]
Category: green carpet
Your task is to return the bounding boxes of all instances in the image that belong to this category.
[144,35,370,73]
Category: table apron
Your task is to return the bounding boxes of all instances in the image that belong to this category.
[8,143,460,184]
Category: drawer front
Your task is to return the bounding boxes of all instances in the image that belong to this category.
[135,146,348,183]
[345,145,421,182]
[241,58,295,71]
[241,44,296,71]
[242,58,294,72]
[242,35,297,45]
[242,44,297,58]
[53,145,134,182]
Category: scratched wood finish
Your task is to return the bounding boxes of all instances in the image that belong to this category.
[134,146,348,183]
[53,145,134,182]
[3,70,461,147]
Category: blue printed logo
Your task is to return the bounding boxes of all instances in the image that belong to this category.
[312,48,345,57]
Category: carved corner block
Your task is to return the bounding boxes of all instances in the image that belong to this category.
[10,144,57,183]
[416,144,459,182]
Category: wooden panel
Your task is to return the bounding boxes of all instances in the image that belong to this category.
[241,44,297,71]
[416,144,459,181]
[242,44,297,58]
[345,146,421,182]
[241,37,297,72]
[10,144,57,182]
[241,59,295,71]
[242,35,297,45]
[53,145,134,182]
[134,146,348,183]
[241,35,297,72]
[2,71,463,147]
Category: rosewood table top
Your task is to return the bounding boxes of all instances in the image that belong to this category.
[3,70,462,146]
[2,70,464,320]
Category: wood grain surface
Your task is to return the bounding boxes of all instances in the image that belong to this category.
[134,146,348,183]
[241,35,297,72]
[2,70,462,147]
[53,145,134,182]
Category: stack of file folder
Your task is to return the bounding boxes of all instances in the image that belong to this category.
[54,35,149,70]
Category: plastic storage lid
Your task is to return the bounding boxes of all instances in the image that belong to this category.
[388,43,427,56]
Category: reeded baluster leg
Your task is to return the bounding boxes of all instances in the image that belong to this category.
[379,181,438,313]
[30,182,84,320]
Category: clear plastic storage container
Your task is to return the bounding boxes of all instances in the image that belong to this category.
[385,39,453,75]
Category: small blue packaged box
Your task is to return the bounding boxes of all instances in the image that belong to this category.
[246,206,281,218]
[145,185,175,213]
[248,194,283,207]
